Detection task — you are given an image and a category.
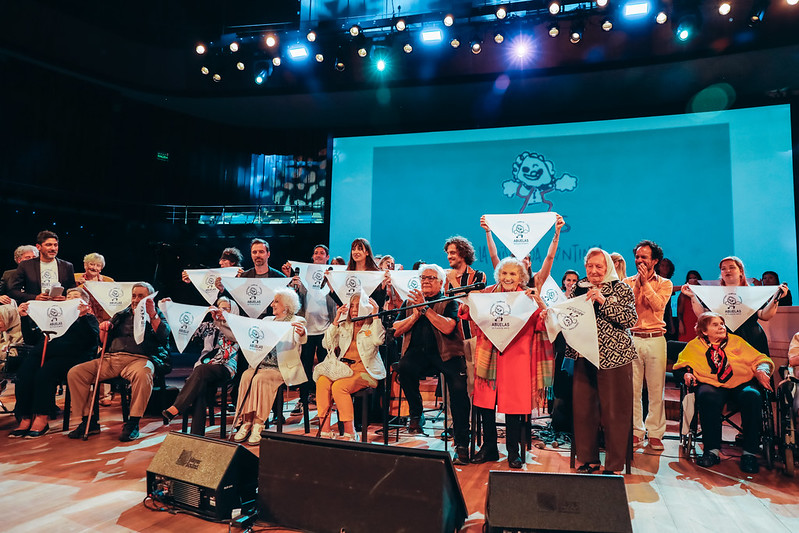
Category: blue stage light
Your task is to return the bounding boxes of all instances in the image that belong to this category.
[623,1,650,17]
[288,44,309,60]
[421,29,443,43]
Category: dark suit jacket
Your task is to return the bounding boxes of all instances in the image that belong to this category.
[0,268,18,296]
[9,257,76,303]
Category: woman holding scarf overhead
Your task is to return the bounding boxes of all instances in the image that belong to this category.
[566,248,637,475]
[459,257,553,469]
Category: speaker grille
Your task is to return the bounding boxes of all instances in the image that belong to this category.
[172,480,202,509]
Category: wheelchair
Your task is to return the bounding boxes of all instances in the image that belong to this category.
[775,366,798,477]
[679,376,776,470]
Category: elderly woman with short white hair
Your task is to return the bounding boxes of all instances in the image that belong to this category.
[233,288,307,446]
[566,248,637,475]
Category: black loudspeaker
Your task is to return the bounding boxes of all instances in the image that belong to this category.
[146,431,258,520]
[486,471,632,533]
[258,432,468,533]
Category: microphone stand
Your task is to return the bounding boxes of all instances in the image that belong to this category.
[352,287,481,446]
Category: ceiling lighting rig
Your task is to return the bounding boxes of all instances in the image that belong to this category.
[192,0,788,85]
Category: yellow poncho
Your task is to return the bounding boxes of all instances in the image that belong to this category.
[674,334,773,389]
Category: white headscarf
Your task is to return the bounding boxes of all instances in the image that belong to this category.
[579,248,618,288]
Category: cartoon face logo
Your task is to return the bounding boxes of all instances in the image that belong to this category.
[511,221,530,239]
[248,326,265,341]
[501,151,578,213]
[311,269,324,287]
[557,307,583,330]
[179,311,194,326]
[108,287,123,302]
[344,275,361,296]
[543,288,560,305]
[246,284,263,299]
[47,306,63,319]
[407,277,421,291]
[490,301,512,321]
[723,293,742,309]
[203,274,216,289]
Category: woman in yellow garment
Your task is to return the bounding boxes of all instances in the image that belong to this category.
[674,311,773,474]
[317,294,385,441]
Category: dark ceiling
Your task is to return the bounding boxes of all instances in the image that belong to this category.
[2,1,799,132]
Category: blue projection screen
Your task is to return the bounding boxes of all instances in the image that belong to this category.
[331,105,796,290]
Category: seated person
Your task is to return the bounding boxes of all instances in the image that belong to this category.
[161,297,240,435]
[67,282,171,442]
[10,287,99,438]
[0,302,23,351]
[232,288,307,446]
[674,311,773,473]
[761,271,792,306]
[317,294,385,441]
[778,332,799,444]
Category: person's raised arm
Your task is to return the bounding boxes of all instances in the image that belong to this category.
[532,214,564,289]
[480,215,500,269]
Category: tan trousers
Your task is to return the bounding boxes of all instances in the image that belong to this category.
[316,361,372,423]
[67,352,154,420]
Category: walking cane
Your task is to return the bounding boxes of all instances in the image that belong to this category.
[40,331,56,368]
[83,334,109,441]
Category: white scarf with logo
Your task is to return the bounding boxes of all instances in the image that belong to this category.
[690,285,778,332]
[26,299,82,339]
[222,312,293,368]
[326,271,385,302]
[159,301,211,353]
[221,277,291,318]
[467,291,538,352]
[545,296,600,368]
[133,291,158,345]
[185,267,240,304]
[483,212,557,259]
[388,270,422,301]
[83,281,140,317]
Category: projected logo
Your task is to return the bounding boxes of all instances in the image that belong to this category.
[502,151,578,213]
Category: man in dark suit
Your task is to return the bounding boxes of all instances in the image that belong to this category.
[9,230,76,303]
[0,245,38,305]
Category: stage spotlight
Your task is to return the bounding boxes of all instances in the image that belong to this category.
[748,0,769,23]
[315,53,324,62]
[288,44,309,60]
[236,61,245,70]
[335,59,345,71]
[395,19,406,31]
[623,1,650,17]
[421,29,443,43]
[358,47,368,57]
[718,2,731,15]
[672,2,702,41]
[200,66,209,75]
[602,17,614,31]
[597,0,609,6]
[229,42,239,52]
[494,31,505,44]
[450,37,461,48]
[496,6,508,19]
[272,57,281,67]
[656,10,668,23]
[470,38,482,54]
[788,0,798,6]
[444,14,454,26]
[212,73,221,82]
[510,35,533,60]
[403,43,413,53]
[548,21,560,37]
[255,70,268,84]
[570,23,584,44]
[549,2,561,15]
[265,34,278,47]
[376,59,386,71]
[306,30,317,42]
[349,24,361,37]
[195,44,206,55]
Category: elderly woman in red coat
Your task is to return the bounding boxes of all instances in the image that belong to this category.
[459,257,553,469]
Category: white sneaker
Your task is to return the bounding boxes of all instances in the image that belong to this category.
[341,432,359,442]
[233,422,252,442]
[247,422,265,446]
[320,430,336,439]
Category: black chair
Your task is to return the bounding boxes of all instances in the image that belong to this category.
[775,366,797,477]
[63,376,132,431]
[272,383,310,433]
[180,379,231,438]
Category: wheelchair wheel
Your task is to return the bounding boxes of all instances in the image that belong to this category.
[761,392,775,470]
[681,432,693,458]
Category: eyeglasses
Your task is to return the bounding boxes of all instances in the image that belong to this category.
[420,275,439,281]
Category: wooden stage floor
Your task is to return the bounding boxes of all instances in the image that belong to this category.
[0,384,797,533]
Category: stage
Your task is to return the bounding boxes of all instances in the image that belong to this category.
[0,383,797,533]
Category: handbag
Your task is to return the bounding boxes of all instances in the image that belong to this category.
[313,347,353,382]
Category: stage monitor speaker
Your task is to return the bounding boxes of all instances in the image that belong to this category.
[146,431,258,520]
[486,471,632,533]
[258,432,468,533]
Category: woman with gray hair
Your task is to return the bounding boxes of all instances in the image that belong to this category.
[566,248,637,475]
[233,288,308,446]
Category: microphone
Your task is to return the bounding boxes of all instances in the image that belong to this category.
[445,281,485,296]
[319,266,334,290]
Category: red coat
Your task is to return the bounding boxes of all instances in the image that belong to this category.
[461,287,549,414]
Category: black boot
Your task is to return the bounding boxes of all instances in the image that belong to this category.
[506,414,524,469]
[472,407,500,463]
[68,416,100,439]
